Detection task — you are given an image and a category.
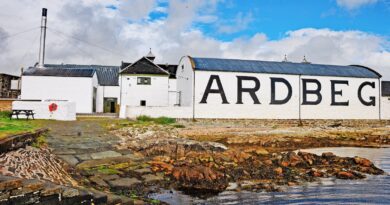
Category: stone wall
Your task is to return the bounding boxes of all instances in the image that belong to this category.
[0,99,14,112]
[0,129,48,154]
[0,175,107,205]
[178,118,390,128]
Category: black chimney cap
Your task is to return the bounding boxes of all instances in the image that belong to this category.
[42,8,47,17]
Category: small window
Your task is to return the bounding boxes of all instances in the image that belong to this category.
[137,77,151,85]
[140,100,146,106]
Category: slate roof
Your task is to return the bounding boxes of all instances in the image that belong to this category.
[158,64,178,79]
[191,57,381,79]
[23,64,120,86]
[382,81,390,96]
[120,57,171,76]
[121,61,177,79]
[23,67,95,78]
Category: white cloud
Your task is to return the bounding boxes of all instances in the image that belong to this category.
[217,12,254,34]
[336,0,378,10]
[0,0,389,81]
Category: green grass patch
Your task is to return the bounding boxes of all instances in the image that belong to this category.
[94,165,121,175]
[136,115,176,125]
[0,111,39,139]
[31,135,47,148]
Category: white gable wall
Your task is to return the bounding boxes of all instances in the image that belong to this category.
[177,56,194,107]
[21,74,98,113]
[119,74,169,118]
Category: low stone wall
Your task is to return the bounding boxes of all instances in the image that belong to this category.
[0,99,15,112]
[178,118,390,128]
[0,175,107,205]
[0,129,48,154]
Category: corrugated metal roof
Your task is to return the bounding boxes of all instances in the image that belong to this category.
[382,81,390,96]
[23,64,120,86]
[23,67,95,78]
[191,57,381,78]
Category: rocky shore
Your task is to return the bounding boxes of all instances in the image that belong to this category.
[1,118,389,204]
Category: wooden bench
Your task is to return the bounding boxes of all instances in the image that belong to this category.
[9,110,35,120]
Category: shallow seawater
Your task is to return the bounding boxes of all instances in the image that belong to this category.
[149,147,390,205]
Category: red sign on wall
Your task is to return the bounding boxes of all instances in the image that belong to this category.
[49,103,58,112]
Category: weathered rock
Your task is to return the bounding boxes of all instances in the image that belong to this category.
[90,151,122,160]
[11,179,44,196]
[274,167,283,175]
[0,175,22,191]
[322,152,336,158]
[149,161,174,173]
[134,168,152,175]
[89,176,109,187]
[62,187,80,198]
[108,178,141,189]
[354,157,372,167]
[58,155,80,166]
[75,154,92,161]
[40,184,63,196]
[142,174,164,183]
[76,156,136,170]
[171,165,228,191]
[336,171,355,179]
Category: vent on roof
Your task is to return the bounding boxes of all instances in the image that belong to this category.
[302,55,311,64]
[146,48,156,62]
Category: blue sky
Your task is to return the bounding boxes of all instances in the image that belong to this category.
[146,0,390,41]
[207,0,389,41]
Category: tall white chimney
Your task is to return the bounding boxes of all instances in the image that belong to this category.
[37,8,47,68]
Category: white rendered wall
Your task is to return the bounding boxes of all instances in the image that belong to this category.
[168,79,178,106]
[177,56,194,106]
[381,96,390,120]
[12,100,76,121]
[119,75,169,118]
[193,70,381,120]
[21,75,96,113]
[194,71,299,119]
[126,106,192,119]
[300,76,379,119]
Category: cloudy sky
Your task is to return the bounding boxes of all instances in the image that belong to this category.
[0,0,390,79]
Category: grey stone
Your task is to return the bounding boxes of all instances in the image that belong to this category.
[134,168,152,175]
[89,176,109,187]
[58,155,79,166]
[100,174,120,182]
[75,154,91,161]
[53,149,77,155]
[142,174,164,183]
[124,153,143,161]
[62,187,80,198]
[107,178,141,189]
[90,151,122,160]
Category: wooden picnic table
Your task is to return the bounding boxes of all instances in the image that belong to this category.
[9,109,35,120]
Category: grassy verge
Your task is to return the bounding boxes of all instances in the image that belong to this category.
[0,111,40,139]
[136,115,176,125]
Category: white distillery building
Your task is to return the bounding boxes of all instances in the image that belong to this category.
[126,56,390,120]
[20,51,178,116]
[119,52,178,118]
[21,64,120,114]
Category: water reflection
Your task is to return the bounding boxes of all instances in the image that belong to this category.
[150,147,390,205]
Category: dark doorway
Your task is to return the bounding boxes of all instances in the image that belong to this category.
[104,98,117,113]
